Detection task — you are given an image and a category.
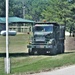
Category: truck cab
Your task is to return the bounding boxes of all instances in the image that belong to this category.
[27,22,65,55]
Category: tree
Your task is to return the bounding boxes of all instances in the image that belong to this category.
[0,0,75,31]
[0,0,5,17]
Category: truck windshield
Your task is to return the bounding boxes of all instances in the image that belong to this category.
[34,25,53,32]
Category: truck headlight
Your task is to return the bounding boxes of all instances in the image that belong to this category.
[29,38,32,44]
[29,41,32,44]
[29,36,34,44]
[47,41,52,44]
[47,39,54,44]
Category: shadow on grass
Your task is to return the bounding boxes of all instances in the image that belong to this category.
[0,53,29,57]
[57,51,75,56]
[64,51,75,54]
[0,51,75,57]
[9,53,29,57]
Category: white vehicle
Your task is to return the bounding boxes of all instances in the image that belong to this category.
[1,30,17,36]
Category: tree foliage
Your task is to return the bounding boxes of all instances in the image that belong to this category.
[0,0,75,31]
[0,0,5,17]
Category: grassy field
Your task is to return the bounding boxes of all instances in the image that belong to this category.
[0,34,75,75]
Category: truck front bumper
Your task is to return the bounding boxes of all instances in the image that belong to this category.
[27,44,53,49]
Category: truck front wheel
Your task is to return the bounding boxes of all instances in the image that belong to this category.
[50,46,57,55]
[28,48,34,55]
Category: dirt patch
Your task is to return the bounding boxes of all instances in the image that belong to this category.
[65,36,75,52]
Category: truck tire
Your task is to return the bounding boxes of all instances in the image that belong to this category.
[58,44,64,54]
[57,44,62,54]
[62,45,65,53]
[28,48,34,55]
[50,46,57,55]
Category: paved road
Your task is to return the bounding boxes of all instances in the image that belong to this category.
[31,65,75,75]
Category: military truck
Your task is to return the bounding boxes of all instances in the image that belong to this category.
[27,22,65,55]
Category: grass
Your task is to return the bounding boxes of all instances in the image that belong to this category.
[0,34,75,75]
[10,53,75,75]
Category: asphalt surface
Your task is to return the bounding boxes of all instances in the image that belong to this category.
[31,65,75,75]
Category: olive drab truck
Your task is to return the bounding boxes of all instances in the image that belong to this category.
[27,22,65,55]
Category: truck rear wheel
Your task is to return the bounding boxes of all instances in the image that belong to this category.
[57,44,64,54]
[62,45,65,53]
[57,44,62,54]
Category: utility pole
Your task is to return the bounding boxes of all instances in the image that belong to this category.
[5,0,10,74]
[23,5,25,19]
[23,5,26,32]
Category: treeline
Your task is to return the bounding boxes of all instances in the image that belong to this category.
[0,0,75,31]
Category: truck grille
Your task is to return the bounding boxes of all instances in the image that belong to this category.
[33,35,50,44]
[34,36,46,43]
[34,41,46,44]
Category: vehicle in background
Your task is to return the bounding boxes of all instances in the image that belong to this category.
[1,30,17,36]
